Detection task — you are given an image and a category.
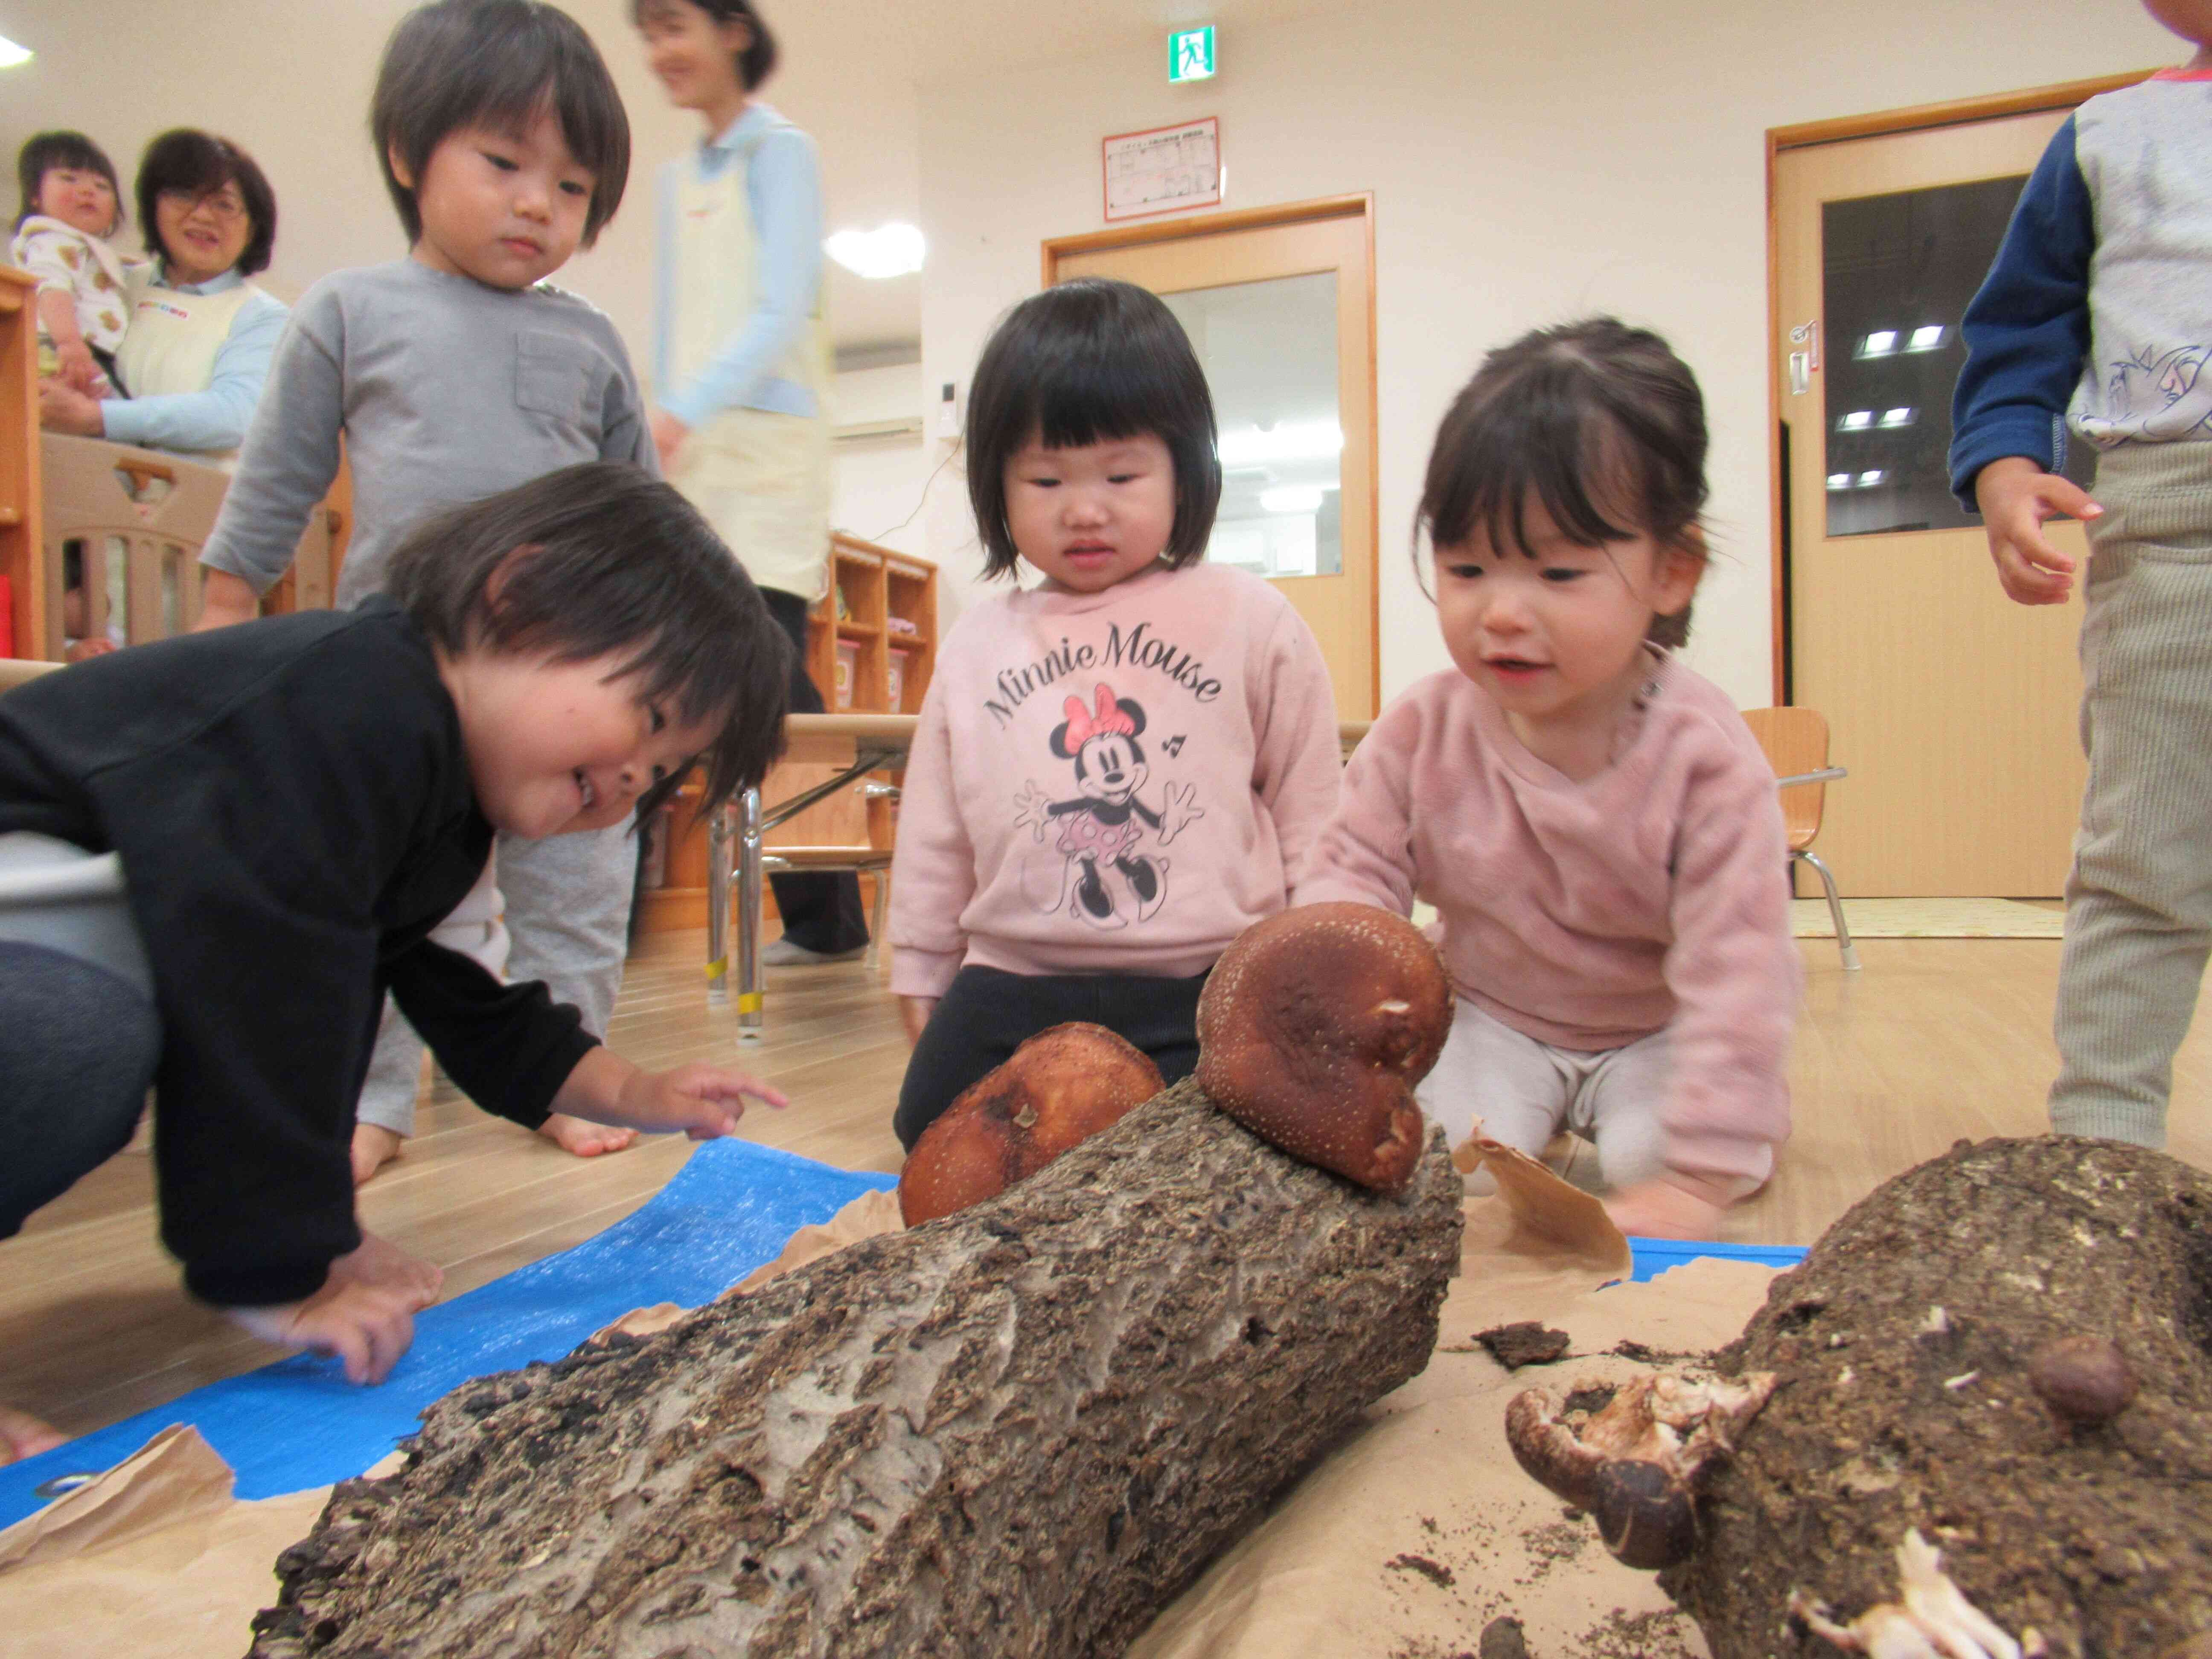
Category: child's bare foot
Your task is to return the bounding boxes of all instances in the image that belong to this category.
[0,1403,66,1465]
[350,1123,405,1186]
[537,1113,637,1158]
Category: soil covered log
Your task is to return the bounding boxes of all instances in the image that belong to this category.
[249,1078,1463,1658]
[1665,1136,2212,1658]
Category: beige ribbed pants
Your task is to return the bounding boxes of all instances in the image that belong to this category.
[2049,442,2212,1148]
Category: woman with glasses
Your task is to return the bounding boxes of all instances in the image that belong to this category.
[37,129,287,461]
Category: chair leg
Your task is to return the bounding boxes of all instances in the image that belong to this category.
[868,868,891,975]
[1797,850,1860,972]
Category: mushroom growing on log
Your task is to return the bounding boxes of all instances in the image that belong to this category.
[897,1023,1162,1225]
[1504,1369,1776,1569]
[1197,902,1452,1193]
[1657,1136,2212,1658]
[247,1079,1464,1657]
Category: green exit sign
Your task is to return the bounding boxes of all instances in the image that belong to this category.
[1169,25,1216,82]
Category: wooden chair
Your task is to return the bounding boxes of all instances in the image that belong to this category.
[759,780,901,973]
[1741,706,1859,971]
[34,435,337,657]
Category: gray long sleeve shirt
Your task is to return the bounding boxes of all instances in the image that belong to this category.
[200,259,657,607]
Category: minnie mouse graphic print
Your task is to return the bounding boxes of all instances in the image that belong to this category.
[885,562,1344,1000]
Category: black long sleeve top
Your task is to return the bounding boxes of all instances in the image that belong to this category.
[0,600,598,1305]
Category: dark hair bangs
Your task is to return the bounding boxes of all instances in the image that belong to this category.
[16,131,122,232]
[964,278,1222,579]
[387,463,790,817]
[1424,370,1647,565]
[374,0,632,246]
[134,130,278,274]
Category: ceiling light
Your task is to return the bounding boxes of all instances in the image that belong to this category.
[824,222,925,280]
[1858,470,1885,487]
[1906,325,1945,352]
[1860,330,1899,358]
[1879,407,1915,428]
[1259,485,1324,515]
[1838,410,1873,431]
[0,34,31,67]
[1218,420,1342,467]
[1826,473,1852,491]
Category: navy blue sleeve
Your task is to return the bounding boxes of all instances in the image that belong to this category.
[1948,116,2095,511]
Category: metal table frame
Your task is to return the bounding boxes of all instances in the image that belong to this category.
[705,715,916,1043]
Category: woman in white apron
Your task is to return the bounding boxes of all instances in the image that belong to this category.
[638,0,869,963]
[37,129,287,463]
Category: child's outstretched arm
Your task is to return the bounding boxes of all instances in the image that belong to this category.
[194,288,345,629]
[547,1046,789,1138]
[1248,602,1346,893]
[1635,728,1803,1237]
[1947,116,2098,607]
[885,681,975,1046]
[1294,693,1422,915]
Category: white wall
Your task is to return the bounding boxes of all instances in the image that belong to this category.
[828,362,939,557]
[915,0,2177,706]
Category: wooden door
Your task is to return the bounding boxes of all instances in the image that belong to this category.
[1775,99,2124,896]
[1047,199,1378,717]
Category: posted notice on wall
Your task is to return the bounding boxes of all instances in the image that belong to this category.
[1102,117,1222,222]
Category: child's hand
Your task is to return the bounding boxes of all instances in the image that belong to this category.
[900,995,937,1048]
[612,1062,790,1140]
[64,637,116,662]
[1974,456,2102,606]
[651,410,690,470]
[192,569,262,632]
[55,340,99,396]
[223,1234,443,1385]
[1603,1174,1727,1241]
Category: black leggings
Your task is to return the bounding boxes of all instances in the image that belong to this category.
[0,941,159,1237]
[760,588,869,954]
[894,965,1208,1151]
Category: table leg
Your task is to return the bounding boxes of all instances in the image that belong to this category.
[736,784,766,1045]
[706,803,733,1006]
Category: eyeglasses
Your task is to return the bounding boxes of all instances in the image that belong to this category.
[159,188,247,224]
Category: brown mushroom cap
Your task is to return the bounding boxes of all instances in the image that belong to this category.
[2028,1334,2137,1429]
[898,1023,1163,1226]
[1196,903,1453,1194]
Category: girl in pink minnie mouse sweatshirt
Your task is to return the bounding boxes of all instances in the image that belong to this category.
[886,279,1342,1149]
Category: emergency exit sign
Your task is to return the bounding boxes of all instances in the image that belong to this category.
[1169,26,1216,82]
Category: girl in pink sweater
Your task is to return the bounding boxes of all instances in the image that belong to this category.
[1302,318,1799,1240]
[888,279,1342,1150]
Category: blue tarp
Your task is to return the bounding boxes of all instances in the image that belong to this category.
[0,1137,895,1528]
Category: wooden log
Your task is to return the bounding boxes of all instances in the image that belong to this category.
[249,1077,1464,1657]
[1662,1136,2212,1658]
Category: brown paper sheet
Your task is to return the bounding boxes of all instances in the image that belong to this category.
[0,1170,1773,1658]
[0,1425,326,1659]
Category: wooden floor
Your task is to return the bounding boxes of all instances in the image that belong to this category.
[3,929,2209,1444]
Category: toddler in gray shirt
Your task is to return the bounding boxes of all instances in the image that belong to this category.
[195,0,662,1181]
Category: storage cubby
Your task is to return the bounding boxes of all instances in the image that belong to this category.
[638,535,937,933]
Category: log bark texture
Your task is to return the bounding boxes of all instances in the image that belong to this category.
[1664,1136,2212,1658]
[250,1078,1464,1658]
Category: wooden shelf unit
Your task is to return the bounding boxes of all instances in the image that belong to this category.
[639,534,938,934]
[0,270,41,659]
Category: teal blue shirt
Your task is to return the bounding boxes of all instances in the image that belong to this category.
[651,102,824,428]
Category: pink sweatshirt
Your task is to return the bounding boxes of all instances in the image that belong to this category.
[889,562,1342,998]
[1299,654,1798,1185]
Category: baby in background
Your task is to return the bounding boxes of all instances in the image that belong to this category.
[1301,317,1799,1240]
[10,131,141,398]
